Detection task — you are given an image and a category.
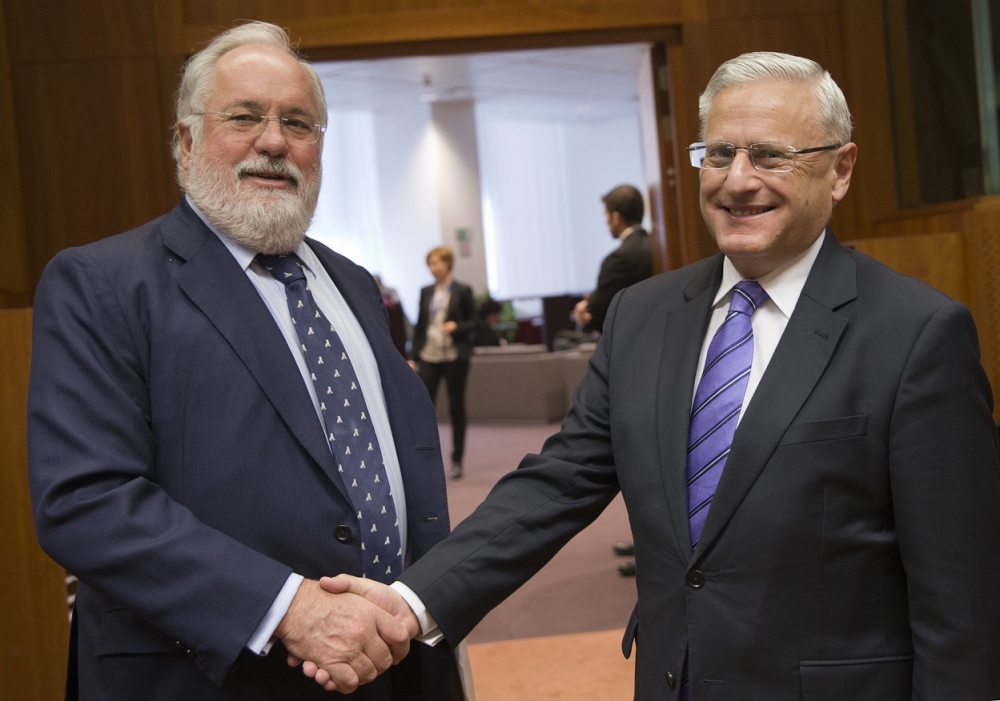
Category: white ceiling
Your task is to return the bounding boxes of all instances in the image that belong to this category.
[312,43,648,122]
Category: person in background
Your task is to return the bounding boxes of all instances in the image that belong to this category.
[472,298,504,347]
[27,20,456,700]
[573,184,654,333]
[375,274,411,358]
[573,184,655,574]
[410,246,476,479]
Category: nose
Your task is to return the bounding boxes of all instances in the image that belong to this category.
[253,116,290,157]
[723,149,761,194]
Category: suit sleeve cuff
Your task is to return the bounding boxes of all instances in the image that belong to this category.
[246,573,304,655]
[390,581,444,645]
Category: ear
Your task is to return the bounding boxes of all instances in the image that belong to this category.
[177,121,195,171]
[830,142,857,204]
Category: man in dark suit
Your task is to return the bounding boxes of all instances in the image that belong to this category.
[573,184,653,332]
[27,21,456,700]
[319,51,1000,700]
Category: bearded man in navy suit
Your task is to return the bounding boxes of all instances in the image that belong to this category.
[315,52,1000,700]
[28,20,456,701]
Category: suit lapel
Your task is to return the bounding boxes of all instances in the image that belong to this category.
[657,257,724,557]
[161,203,342,493]
[306,241,393,366]
[693,232,857,560]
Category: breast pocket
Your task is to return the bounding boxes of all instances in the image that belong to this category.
[779,414,868,446]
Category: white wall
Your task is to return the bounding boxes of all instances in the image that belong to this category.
[562,115,647,294]
[475,111,646,300]
[430,100,489,296]
[370,104,442,320]
[310,95,646,319]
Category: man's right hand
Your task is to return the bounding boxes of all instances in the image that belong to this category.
[320,574,420,639]
[275,578,411,694]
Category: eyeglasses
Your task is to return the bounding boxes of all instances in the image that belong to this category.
[194,111,327,143]
[687,142,842,172]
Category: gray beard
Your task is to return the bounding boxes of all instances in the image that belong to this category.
[184,152,321,255]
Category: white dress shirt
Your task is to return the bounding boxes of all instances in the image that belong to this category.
[186,198,408,653]
[693,231,826,415]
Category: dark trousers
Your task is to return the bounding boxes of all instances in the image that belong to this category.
[418,359,470,463]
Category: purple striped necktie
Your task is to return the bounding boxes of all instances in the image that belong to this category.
[686,279,768,549]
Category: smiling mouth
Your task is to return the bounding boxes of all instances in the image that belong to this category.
[243,170,297,185]
[725,205,773,217]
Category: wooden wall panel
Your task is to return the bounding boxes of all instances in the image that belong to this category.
[856,196,1000,417]
[871,201,970,240]
[666,32,718,266]
[637,43,673,273]
[4,0,157,62]
[695,14,846,92]
[12,57,175,281]
[0,308,69,701]
[839,0,899,236]
[850,231,969,306]
[175,0,685,53]
[708,0,839,19]
[0,2,32,307]
[960,201,1000,414]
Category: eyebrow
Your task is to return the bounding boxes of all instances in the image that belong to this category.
[225,99,317,120]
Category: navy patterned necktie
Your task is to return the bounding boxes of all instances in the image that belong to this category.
[686,279,769,549]
[258,253,402,582]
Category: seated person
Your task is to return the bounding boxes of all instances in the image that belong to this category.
[473,299,504,347]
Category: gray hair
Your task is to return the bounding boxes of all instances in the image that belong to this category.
[698,52,853,145]
[171,20,327,167]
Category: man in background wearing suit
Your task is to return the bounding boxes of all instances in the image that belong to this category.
[28,21,456,701]
[320,51,1000,700]
[573,184,653,332]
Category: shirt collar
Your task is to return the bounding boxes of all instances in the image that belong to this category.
[714,230,826,319]
[186,194,315,276]
[618,224,641,242]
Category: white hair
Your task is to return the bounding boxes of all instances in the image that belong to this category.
[698,51,853,145]
[171,20,327,170]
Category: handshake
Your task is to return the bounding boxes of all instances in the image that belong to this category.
[275,574,421,693]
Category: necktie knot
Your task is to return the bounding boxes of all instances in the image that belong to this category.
[730,280,768,316]
[258,253,307,286]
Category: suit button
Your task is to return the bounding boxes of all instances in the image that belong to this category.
[334,525,352,543]
[665,671,675,688]
[687,570,705,589]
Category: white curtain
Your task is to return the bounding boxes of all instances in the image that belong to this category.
[307,110,387,276]
[477,116,578,299]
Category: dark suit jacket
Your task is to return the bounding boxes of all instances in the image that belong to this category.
[28,200,455,701]
[585,227,653,332]
[399,231,1000,700]
[411,281,476,362]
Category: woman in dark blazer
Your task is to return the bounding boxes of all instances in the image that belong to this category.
[410,246,476,478]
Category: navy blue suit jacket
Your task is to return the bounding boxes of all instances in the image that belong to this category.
[28,200,454,700]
